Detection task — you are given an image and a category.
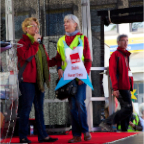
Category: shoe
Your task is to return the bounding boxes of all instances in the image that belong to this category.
[39,137,58,143]
[20,138,31,143]
[68,136,82,143]
[84,132,91,141]
[99,121,114,132]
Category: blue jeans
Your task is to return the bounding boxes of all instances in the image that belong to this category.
[19,82,48,141]
[69,83,89,136]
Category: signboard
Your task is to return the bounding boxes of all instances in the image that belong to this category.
[110,43,144,53]
[105,37,144,53]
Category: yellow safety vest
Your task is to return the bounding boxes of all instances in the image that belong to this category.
[118,113,139,132]
[57,35,84,70]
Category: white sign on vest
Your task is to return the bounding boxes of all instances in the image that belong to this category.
[64,39,87,80]
[55,37,93,90]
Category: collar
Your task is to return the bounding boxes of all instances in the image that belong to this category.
[117,47,131,56]
[66,30,79,36]
[26,33,34,44]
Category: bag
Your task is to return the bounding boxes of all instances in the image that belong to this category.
[55,79,78,100]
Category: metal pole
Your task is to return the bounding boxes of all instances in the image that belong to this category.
[5,0,15,41]
[43,0,46,36]
[81,0,93,131]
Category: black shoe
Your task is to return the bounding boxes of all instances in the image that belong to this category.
[20,138,31,143]
[39,137,58,143]
[99,122,114,132]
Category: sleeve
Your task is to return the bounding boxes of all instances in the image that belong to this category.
[48,52,62,67]
[83,36,92,75]
[55,52,62,69]
[17,39,39,61]
[56,39,62,70]
[43,44,62,67]
[109,53,119,91]
[134,120,143,131]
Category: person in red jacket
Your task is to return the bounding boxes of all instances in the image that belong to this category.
[17,17,59,143]
[99,34,133,132]
[56,14,92,143]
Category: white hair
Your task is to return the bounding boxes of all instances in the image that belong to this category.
[64,14,81,32]
[139,103,144,116]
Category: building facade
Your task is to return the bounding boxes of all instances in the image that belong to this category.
[0,0,143,132]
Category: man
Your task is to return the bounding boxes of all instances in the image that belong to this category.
[100,34,133,132]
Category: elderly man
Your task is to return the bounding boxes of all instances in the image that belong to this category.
[100,34,133,132]
[139,103,144,131]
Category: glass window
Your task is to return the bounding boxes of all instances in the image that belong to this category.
[133,82,144,104]
[1,17,6,40]
[46,9,72,36]
[1,14,28,40]
[134,83,137,90]
[139,83,144,94]
[104,24,118,35]
[130,22,144,32]
[14,13,29,39]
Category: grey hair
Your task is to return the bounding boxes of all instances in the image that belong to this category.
[117,34,128,42]
[64,14,81,32]
[139,103,144,116]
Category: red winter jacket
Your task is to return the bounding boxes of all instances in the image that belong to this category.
[109,47,133,91]
[55,32,92,74]
[17,34,60,83]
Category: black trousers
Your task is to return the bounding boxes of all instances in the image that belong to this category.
[104,90,133,131]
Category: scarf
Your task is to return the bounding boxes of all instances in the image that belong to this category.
[26,33,49,92]
[65,30,79,36]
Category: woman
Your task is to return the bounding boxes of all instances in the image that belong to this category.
[17,17,59,143]
[128,102,142,132]
[56,14,92,143]
[139,103,144,131]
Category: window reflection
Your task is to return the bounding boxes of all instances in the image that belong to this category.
[139,83,144,94]
[130,22,144,32]
[14,13,29,39]
[46,9,72,36]
[104,24,118,35]
[133,82,144,103]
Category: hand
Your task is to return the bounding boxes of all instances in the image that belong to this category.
[34,34,41,42]
[58,69,63,79]
[113,90,120,98]
[129,121,135,128]
[78,80,84,85]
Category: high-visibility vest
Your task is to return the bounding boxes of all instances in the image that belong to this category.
[118,113,139,132]
[57,35,84,70]
[127,113,139,132]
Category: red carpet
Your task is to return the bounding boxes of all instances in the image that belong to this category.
[1,132,138,144]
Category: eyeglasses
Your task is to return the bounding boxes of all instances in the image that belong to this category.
[120,40,128,42]
[27,25,40,29]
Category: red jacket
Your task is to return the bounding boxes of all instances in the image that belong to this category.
[109,47,133,91]
[55,32,92,74]
[17,34,60,83]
